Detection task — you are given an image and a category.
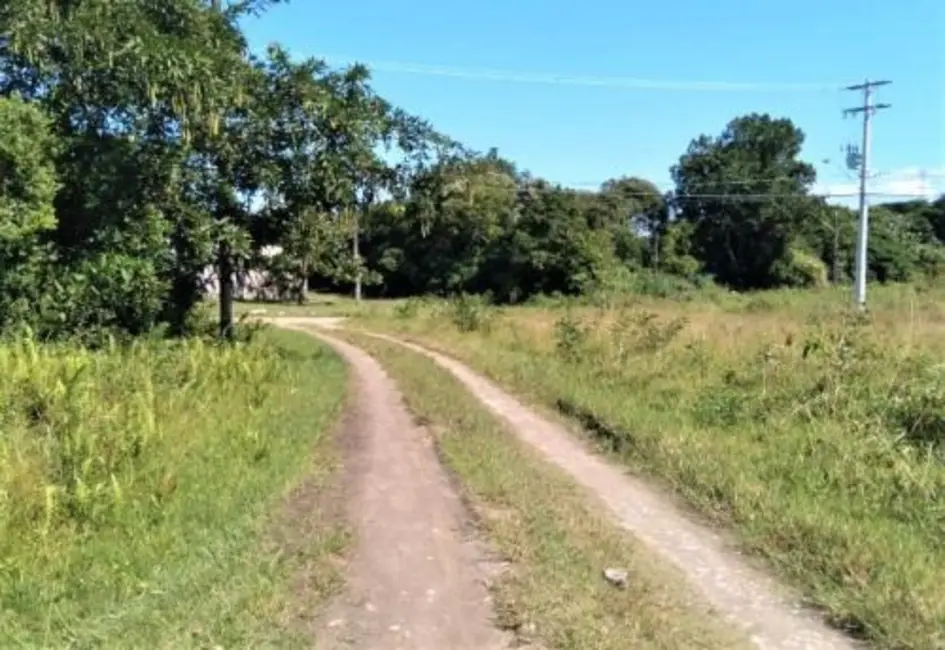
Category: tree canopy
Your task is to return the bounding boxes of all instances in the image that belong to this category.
[0,3,941,341]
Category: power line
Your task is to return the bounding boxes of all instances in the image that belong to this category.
[666,191,920,200]
[534,186,927,201]
[555,173,944,193]
[317,54,844,93]
[564,175,863,191]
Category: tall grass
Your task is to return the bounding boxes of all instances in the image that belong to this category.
[361,285,945,650]
[0,329,348,648]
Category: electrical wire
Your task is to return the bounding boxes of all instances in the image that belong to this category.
[552,174,943,199]
[536,187,936,201]
[316,54,843,93]
[317,55,942,198]
[564,176,852,190]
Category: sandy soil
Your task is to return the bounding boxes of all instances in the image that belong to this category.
[279,323,510,650]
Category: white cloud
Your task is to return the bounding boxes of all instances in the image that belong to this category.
[815,167,945,205]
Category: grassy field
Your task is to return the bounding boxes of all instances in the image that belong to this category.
[350,283,945,650]
[0,328,349,649]
[338,329,748,650]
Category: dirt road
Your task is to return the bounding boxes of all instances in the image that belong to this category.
[279,324,509,650]
[278,317,858,649]
[361,331,860,650]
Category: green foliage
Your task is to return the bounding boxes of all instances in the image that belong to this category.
[393,297,424,319]
[449,294,496,333]
[0,96,59,331]
[626,270,699,299]
[0,95,58,238]
[0,0,943,336]
[553,311,588,363]
[884,368,945,446]
[0,329,347,645]
[672,114,817,289]
[610,309,688,357]
[771,248,829,288]
[656,220,701,277]
[865,206,925,282]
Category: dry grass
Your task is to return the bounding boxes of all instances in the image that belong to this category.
[354,283,945,650]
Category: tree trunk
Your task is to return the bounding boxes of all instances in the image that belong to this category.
[832,213,841,284]
[353,212,362,302]
[298,259,309,305]
[652,229,660,270]
[218,241,234,341]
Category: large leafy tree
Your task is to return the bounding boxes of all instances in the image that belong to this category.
[672,113,817,289]
[487,181,619,301]
[0,0,273,337]
[396,151,520,295]
[593,176,666,269]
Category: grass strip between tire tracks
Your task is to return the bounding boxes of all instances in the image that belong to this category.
[338,329,748,650]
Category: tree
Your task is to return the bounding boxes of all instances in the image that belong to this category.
[863,206,923,282]
[0,95,59,330]
[582,177,665,270]
[0,0,271,338]
[398,153,520,295]
[488,182,620,301]
[245,47,437,303]
[672,114,817,289]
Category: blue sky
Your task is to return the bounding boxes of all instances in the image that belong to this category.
[243,0,945,200]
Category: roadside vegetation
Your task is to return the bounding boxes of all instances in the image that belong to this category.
[0,328,348,648]
[3,2,943,648]
[339,330,749,650]
[352,283,945,650]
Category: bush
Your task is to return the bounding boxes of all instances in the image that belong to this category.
[883,363,945,446]
[772,248,829,288]
[393,297,424,320]
[630,271,696,299]
[449,293,496,333]
[553,311,588,362]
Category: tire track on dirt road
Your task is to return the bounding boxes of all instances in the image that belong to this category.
[277,322,510,650]
[285,317,860,650]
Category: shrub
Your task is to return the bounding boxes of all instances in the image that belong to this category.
[553,311,588,362]
[449,293,496,333]
[393,297,423,320]
[772,248,830,288]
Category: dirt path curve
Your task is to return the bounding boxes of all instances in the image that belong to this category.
[278,322,509,650]
[287,318,859,650]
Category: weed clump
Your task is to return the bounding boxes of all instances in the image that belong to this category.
[553,311,587,363]
[394,297,424,320]
[450,294,497,333]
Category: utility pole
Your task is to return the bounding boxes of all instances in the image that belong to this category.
[843,79,891,310]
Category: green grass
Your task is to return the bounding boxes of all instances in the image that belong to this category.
[338,329,748,650]
[0,328,349,649]
[355,287,945,650]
